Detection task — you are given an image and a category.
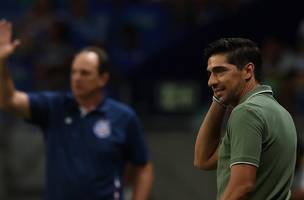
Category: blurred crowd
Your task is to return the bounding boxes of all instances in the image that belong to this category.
[1,0,304,199]
[260,34,304,199]
[3,0,257,90]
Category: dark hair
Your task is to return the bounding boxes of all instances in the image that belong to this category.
[204,38,263,82]
[79,46,110,74]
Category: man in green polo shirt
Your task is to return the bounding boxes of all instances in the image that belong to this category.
[194,38,297,199]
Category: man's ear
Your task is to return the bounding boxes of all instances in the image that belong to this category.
[99,72,110,87]
[244,63,255,81]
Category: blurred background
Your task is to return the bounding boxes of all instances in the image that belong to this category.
[0,0,304,199]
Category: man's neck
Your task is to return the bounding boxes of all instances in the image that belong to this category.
[238,80,259,104]
[76,93,104,113]
[229,80,259,107]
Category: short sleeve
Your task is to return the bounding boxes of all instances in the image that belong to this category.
[228,106,264,168]
[28,92,59,130]
[125,112,149,166]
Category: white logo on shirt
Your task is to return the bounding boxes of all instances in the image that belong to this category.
[93,120,111,138]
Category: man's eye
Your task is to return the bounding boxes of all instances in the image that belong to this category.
[213,68,227,73]
[81,71,89,75]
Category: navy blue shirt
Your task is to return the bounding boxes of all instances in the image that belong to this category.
[28,92,149,200]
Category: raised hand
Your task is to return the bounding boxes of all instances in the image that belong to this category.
[0,19,20,60]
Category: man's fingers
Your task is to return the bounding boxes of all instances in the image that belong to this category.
[0,20,12,41]
[0,19,7,25]
[0,19,10,28]
[0,20,17,48]
[13,39,20,48]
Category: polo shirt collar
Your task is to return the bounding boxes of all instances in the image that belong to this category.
[239,85,273,104]
[95,97,110,113]
[66,94,110,114]
[79,97,110,115]
[65,93,79,112]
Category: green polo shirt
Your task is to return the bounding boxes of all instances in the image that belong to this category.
[217,85,297,200]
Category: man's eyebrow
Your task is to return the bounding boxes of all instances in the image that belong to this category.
[206,65,227,72]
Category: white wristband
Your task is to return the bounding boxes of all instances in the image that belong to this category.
[212,96,227,108]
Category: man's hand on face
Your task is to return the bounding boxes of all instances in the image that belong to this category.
[213,95,228,109]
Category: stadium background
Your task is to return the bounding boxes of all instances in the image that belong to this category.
[0,0,304,199]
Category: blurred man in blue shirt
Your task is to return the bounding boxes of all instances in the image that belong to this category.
[0,19,153,200]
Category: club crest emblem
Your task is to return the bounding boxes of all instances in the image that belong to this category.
[93,120,111,138]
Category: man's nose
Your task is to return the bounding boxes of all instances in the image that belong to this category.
[208,73,218,87]
[72,72,81,81]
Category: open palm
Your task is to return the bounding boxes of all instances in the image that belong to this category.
[0,20,19,60]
